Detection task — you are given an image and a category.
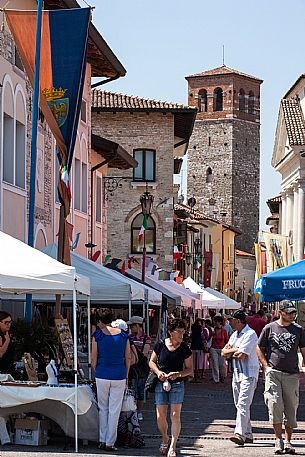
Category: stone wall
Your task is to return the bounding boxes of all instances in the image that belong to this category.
[91,111,175,270]
[187,117,259,253]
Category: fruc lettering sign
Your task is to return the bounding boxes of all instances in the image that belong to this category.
[282,279,305,289]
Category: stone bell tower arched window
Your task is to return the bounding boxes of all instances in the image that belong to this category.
[248,91,255,114]
[206,167,213,183]
[213,88,223,111]
[239,89,245,112]
[198,89,207,112]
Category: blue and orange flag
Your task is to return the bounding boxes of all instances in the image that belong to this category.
[5,7,90,218]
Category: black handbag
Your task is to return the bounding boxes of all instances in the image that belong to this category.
[144,370,158,393]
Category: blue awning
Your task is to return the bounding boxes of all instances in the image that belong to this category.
[254,259,305,302]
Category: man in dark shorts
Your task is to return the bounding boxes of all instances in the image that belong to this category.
[257,300,305,455]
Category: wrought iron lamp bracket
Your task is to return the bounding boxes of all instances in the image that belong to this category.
[103,176,132,200]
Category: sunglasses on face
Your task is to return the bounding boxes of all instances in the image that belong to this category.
[1,320,12,325]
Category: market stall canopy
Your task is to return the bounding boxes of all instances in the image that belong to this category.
[156,277,202,310]
[126,268,181,307]
[255,259,305,302]
[0,231,89,295]
[183,277,225,308]
[42,245,161,306]
[205,287,240,310]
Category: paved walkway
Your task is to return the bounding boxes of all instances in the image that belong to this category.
[1,372,305,456]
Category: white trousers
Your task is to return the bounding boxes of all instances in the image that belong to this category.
[232,377,257,439]
[96,378,125,446]
[0,417,10,444]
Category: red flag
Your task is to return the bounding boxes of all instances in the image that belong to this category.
[91,250,101,263]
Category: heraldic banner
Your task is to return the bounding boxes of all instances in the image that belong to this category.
[5,7,90,264]
[5,7,90,217]
[262,231,288,272]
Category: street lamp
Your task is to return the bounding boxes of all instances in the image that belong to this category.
[140,188,154,281]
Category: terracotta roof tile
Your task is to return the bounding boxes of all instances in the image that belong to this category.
[281,99,305,146]
[92,89,196,111]
[185,65,263,82]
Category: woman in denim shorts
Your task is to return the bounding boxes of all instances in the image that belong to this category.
[149,319,193,457]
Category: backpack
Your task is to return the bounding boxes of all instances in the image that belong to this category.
[129,336,150,379]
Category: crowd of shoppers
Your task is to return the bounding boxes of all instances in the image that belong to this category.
[90,301,305,456]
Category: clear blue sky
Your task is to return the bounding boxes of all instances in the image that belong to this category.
[86,0,305,229]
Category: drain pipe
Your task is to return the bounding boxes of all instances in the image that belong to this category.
[90,158,110,259]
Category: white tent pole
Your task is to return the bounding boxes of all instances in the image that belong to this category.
[128,286,132,320]
[73,288,78,453]
[87,296,91,381]
[145,289,149,336]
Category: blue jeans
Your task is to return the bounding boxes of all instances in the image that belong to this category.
[155,381,185,405]
[130,378,146,401]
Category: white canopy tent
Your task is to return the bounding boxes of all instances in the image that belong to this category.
[145,275,202,309]
[0,231,90,452]
[126,268,182,307]
[205,287,240,310]
[183,277,225,308]
[42,245,162,339]
[41,244,162,309]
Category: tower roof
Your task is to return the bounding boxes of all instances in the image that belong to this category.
[185,65,263,83]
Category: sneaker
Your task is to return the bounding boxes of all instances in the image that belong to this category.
[274,438,284,454]
[229,434,245,446]
[284,441,296,454]
[245,437,254,444]
[138,412,143,421]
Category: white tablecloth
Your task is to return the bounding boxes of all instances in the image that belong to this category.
[0,384,94,415]
[0,384,99,440]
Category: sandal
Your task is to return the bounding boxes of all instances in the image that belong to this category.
[167,449,176,457]
[104,445,118,452]
[159,440,170,455]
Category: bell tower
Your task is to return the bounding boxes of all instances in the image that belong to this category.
[186,65,263,252]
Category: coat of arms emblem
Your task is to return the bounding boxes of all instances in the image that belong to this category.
[42,87,69,128]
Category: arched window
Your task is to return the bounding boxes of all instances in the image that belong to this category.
[2,81,14,185]
[2,81,26,189]
[214,88,223,111]
[198,89,207,113]
[248,91,255,114]
[131,213,156,254]
[239,89,245,112]
[206,167,213,183]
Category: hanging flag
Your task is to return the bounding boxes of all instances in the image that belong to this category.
[91,250,101,263]
[173,245,181,260]
[72,232,80,251]
[121,261,126,275]
[196,255,202,273]
[127,256,139,269]
[5,7,90,263]
[138,214,148,241]
[103,254,111,265]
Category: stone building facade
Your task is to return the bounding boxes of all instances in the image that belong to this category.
[91,90,196,271]
[186,65,263,253]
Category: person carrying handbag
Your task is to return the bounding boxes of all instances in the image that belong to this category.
[149,319,193,457]
[128,316,151,421]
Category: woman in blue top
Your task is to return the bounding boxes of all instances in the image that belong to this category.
[92,309,131,451]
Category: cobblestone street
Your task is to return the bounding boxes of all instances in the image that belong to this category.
[1,373,305,456]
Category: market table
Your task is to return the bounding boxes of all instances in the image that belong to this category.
[0,384,99,440]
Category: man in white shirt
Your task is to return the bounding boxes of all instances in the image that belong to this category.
[222,310,259,446]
